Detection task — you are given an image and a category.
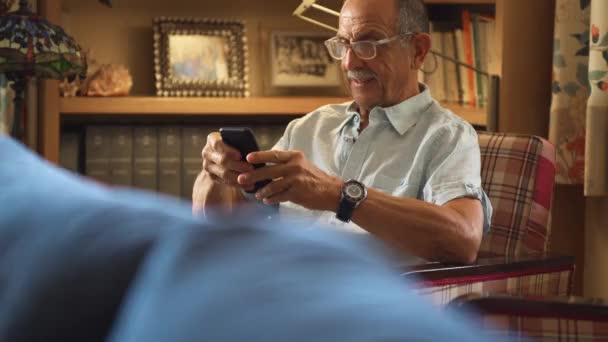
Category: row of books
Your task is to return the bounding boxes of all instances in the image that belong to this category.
[60,124,286,199]
[419,10,497,108]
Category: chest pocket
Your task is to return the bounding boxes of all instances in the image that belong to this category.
[370,174,420,199]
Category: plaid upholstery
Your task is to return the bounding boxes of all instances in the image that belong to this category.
[483,315,608,341]
[414,133,564,306]
[449,294,608,340]
[477,132,556,257]
[416,270,572,307]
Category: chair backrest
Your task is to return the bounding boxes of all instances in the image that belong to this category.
[477,132,556,257]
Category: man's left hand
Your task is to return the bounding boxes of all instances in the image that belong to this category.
[237,150,342,211]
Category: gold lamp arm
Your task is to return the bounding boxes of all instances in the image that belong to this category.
[293,0,339,33]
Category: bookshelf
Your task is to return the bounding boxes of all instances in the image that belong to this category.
[38,0,556,166]
[59,97,486,126]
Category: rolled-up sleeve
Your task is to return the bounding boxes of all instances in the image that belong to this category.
[422,125,492,233]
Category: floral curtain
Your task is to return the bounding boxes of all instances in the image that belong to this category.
[550,0,590,184]
[550,0,608,196]
[585,0,608,196]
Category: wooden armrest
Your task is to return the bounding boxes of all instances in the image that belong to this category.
[398,253,575,287]
[448,293,608,322]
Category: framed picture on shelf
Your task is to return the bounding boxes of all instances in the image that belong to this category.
[270,31,341,87]
[153,17,249,97]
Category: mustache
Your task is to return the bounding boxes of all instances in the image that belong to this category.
[346,69,378,82]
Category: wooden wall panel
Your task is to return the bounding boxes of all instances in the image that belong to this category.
[497,0,555,136]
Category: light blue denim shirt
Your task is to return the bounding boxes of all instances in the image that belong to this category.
[270,85,492,235]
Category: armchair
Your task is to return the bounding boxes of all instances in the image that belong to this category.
[404,132,575,305]
[448,293,608,340]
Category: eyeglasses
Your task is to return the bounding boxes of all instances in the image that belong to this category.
[324,34,411,60]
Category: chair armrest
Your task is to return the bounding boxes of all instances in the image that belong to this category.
[400,254,575,288]
[448,293,608,322]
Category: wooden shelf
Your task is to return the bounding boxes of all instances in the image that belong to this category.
[60,96,486,126]
[60,96,350,116]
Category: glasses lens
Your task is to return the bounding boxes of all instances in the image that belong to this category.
[352,41,376,59]
[325,39,347,60]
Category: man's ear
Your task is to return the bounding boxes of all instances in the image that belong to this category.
[411,33,431,70]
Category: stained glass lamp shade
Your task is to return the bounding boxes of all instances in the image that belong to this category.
[0,0,87,139]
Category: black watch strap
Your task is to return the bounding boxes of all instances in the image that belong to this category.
[336,197,356,223]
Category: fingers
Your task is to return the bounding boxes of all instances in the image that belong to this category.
[255,177,292,204]
[237,163,293,185]
[205,150,253,173]
[247,150,299,164]
[206,132,242,161]
[262,191,292,205]
[201,132,254,186]
[204,162,240,186]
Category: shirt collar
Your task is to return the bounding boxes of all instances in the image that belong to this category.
[341,84,434,135]
[340,102,360,132]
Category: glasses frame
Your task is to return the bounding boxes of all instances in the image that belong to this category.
[324,34,413,60]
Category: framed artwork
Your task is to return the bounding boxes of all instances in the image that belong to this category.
[153,17,249,97]
[270,31,341,87]
[0,0,17,14]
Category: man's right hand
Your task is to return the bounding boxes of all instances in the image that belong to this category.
[201,132,255,192]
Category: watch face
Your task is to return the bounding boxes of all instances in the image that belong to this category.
[344,182,364,200]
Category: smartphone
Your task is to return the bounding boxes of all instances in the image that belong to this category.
[219,127,271,193]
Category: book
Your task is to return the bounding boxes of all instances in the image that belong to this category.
[85,125,112,184]
[251,124,286,150]
[484,17,498,76]
[252,125,275,151]
[158,126,182,197]
[479,15,496,107]
[430,29,447,102]
[472,14,485,108]
[133,126,158,192]
[441,30,460,104]
[109,126,133,186]
[461,9,476,107]
[181,126,207,199]
[454,29,470,105]
[270,124,286,149]
[60,131,80,173]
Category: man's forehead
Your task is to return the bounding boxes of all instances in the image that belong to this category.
[339,0,396,36]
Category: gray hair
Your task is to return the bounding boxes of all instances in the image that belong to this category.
[396,0,430,36]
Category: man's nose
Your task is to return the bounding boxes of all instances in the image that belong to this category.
[342,48,364,71]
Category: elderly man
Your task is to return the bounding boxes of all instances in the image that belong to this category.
[194,0,492,264]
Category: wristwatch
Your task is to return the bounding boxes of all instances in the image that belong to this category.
[336,179,367,223]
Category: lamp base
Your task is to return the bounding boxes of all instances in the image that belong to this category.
[0,74,9,135]
[8,75,26,141]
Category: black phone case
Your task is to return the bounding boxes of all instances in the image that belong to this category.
[219,127,272,193]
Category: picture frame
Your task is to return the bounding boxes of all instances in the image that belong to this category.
[269,31,341,87]
[153,17,249,97]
